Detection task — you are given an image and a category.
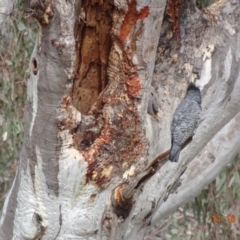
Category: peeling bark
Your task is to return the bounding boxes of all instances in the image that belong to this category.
[1,0,240,239]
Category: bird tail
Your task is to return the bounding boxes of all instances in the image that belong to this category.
[169,143,181,162]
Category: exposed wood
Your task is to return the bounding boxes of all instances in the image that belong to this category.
[1,0,240,239]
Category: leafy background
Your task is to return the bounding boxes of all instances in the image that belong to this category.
[1,0,239,239]
[0,1,37,208]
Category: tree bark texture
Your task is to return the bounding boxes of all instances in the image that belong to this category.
[0,0,15,26]
[0,0,240,239]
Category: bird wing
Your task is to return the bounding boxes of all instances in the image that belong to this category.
[171,100,201,146]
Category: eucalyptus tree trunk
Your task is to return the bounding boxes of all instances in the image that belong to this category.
[1,0,240,239]
[0,0,14,25]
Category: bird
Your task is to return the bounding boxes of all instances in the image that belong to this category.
[169,83,202,162]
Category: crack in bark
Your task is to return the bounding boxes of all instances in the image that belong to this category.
[53,205,62,240]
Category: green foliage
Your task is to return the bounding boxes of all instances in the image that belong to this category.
[196,0,218,9]
[147,154,240,240]
[191,154,240,239]
[0,2,238,240]
[0,2,37,208]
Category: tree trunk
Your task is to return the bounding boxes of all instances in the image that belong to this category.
[1,0,240,239]
[0,0,15,25]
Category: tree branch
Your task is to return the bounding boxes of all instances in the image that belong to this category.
[152,111,240,224]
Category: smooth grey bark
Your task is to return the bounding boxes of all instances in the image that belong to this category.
[1,0,240,239]
[0,0,15,25]
[150,0,240,225]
